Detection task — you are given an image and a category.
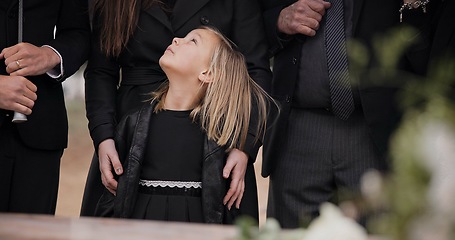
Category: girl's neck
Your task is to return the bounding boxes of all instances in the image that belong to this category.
[163,80,201,111]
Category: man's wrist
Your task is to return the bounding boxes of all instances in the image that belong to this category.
[41,45,63,79]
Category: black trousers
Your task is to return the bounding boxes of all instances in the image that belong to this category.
[0,121,63,214]
[267,108,387,228]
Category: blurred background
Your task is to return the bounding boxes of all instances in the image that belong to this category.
[57,67,269,225]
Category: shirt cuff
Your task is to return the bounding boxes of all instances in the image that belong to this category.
[42,45,64,79]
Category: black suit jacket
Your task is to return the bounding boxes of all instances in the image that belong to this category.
[431,0,455,60]
[0,0,90,150]
[404,0,455,75]
[260,0,402,176]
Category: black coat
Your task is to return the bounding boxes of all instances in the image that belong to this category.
[260,0,403,176]
[85,0,271,157]
[83,0,270,219]
[403,0,455,76]
[0,0,90,150]
[95,101,239,223]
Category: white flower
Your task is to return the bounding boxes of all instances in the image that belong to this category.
[361,170,384,209]
[303,202,368,240]
[419,119,455,216]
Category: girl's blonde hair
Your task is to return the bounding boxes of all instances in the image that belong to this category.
[153,26,273,150]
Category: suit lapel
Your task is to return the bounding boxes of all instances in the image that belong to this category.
[142,0,210,33]
[352,0,364,35]
[172,0,210,31]
[143,4,173,32]
[430,0,455,60]
[5,0,17,12]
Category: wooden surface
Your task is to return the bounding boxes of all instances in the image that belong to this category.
[0,213,238,240]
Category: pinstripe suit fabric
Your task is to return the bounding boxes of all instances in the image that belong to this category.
[260,0,401,228]
[267,108,386,228]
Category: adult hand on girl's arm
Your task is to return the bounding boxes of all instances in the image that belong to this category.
[98,139,123,195]
[223,148,248,210]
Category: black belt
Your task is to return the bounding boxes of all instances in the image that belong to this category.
[138,185,202,197]
[121,67,167,86]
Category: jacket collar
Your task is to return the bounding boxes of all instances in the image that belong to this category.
[143,0,210,32]
[143,4,173,32]
[172,0,210,31]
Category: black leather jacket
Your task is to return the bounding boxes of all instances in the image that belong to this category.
[95,100,239,223]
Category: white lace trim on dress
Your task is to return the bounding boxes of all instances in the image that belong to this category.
[139,179,202,189]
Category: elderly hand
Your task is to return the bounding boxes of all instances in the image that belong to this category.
[222,148,248,210]
[1,42,60,77]
[278,0,331,37]
[0,75,37,114]
[98,139,123,195]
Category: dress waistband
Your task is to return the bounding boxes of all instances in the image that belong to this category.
[121,67,166,86]
[138,180,202,197]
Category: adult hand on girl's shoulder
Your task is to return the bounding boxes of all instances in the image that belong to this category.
[98,139,123,195]
[222,148,248,210]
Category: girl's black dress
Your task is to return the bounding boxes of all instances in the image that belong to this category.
[130,109,205,222]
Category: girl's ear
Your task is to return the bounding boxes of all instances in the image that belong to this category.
[198,70,213,83]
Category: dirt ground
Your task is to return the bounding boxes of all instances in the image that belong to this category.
[56,99,270,225]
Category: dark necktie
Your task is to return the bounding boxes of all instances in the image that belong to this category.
[325,0,354,120]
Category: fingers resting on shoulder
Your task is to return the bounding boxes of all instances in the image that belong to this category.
[223,148,248,210]
[98,139,123,195]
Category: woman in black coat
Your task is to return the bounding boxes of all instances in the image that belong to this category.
[81,0,271,222]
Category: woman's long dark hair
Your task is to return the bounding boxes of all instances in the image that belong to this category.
[91,0,160,57]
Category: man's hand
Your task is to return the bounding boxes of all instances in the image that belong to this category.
[98,139,123,195]
[0,75,37,114]
[278,0,331,37]
[1,42,60,77]
[222,148,248,210]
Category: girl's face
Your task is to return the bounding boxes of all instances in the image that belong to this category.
[159,29,219,81]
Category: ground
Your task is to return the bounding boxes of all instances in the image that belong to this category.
[56,99,270,225]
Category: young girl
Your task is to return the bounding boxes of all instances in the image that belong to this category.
[94,26,273,224]
[82,1,271,219]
